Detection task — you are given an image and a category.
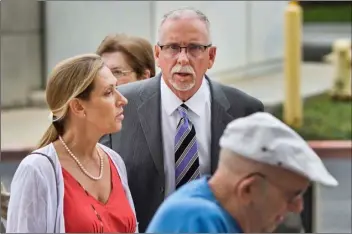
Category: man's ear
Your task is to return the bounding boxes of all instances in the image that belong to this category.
[68,98,86,119]
[154,45,161,68]
[236,176,262,205]
[208,46,217,69]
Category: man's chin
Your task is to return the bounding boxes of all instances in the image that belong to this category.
[266,220,283,233]
[260,225,277,233]
[172,83,195,92]
[170,79,194,91]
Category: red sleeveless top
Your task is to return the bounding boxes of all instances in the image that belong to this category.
[62,156,136,233]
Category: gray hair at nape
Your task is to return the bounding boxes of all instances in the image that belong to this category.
[158,7,212,44]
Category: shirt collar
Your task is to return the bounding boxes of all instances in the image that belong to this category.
[160,76,210,117]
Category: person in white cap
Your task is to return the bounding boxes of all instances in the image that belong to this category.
[146,112,338,233]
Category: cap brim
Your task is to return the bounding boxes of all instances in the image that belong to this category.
[316,173,339,187]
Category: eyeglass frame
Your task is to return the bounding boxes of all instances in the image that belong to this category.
[157,42,212,58]
[111,69,134,79]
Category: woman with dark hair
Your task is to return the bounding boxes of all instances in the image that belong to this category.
[96,34,156,86]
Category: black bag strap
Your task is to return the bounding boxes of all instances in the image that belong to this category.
[30,152,58,233]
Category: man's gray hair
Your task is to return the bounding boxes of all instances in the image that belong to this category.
[158,7,212,43]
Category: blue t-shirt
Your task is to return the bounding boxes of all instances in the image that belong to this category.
[146,176,243,233]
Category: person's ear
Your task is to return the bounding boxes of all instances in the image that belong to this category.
[68,98,86,119]
[236,176,262,205]
[140,69,151,80]
[154,45,161,68]
[207,46,217,69]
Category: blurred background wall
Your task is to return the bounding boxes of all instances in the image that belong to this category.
[1,1,287,108]
[1,1,44,108]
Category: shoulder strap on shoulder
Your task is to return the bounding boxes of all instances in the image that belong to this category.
[29,151,58,233]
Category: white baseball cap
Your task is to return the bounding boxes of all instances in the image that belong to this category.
[219,112,338,187]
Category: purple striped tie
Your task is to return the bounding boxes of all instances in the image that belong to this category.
[175,104,200,189]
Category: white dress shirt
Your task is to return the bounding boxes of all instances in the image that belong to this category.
[160,77,211,196]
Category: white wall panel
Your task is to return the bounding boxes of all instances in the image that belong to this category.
[248,1,287,63]
[46,1,285,81]
[45,1,153,76]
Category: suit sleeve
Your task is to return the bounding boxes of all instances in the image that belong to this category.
[257,99,265,112]
[246,97,264,115]
[223,84,264,115]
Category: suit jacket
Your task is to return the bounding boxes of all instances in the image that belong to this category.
[101,74,264,232]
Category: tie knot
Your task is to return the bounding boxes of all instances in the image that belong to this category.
[178,104,189,117]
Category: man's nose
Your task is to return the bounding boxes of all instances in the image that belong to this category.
[176,48,190,66]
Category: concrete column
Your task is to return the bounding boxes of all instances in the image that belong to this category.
[1,0,43,108]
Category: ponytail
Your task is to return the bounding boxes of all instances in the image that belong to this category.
[37,124,59,149]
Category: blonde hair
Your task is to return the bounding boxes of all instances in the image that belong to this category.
[37,54,104,148]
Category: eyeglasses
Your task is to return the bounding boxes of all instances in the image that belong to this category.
[244,172,307,205]
[158,43,212,58]
[111,70,134,78]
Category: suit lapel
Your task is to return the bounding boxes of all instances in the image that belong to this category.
[208,77,234,173]
[137,74,165,179]
[135,74,234,177]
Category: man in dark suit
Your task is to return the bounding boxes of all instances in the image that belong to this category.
[101,7,264,232]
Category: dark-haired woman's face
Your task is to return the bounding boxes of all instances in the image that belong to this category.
[101,51,138,86]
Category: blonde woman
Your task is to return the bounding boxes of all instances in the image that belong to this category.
[6,54,137,233]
